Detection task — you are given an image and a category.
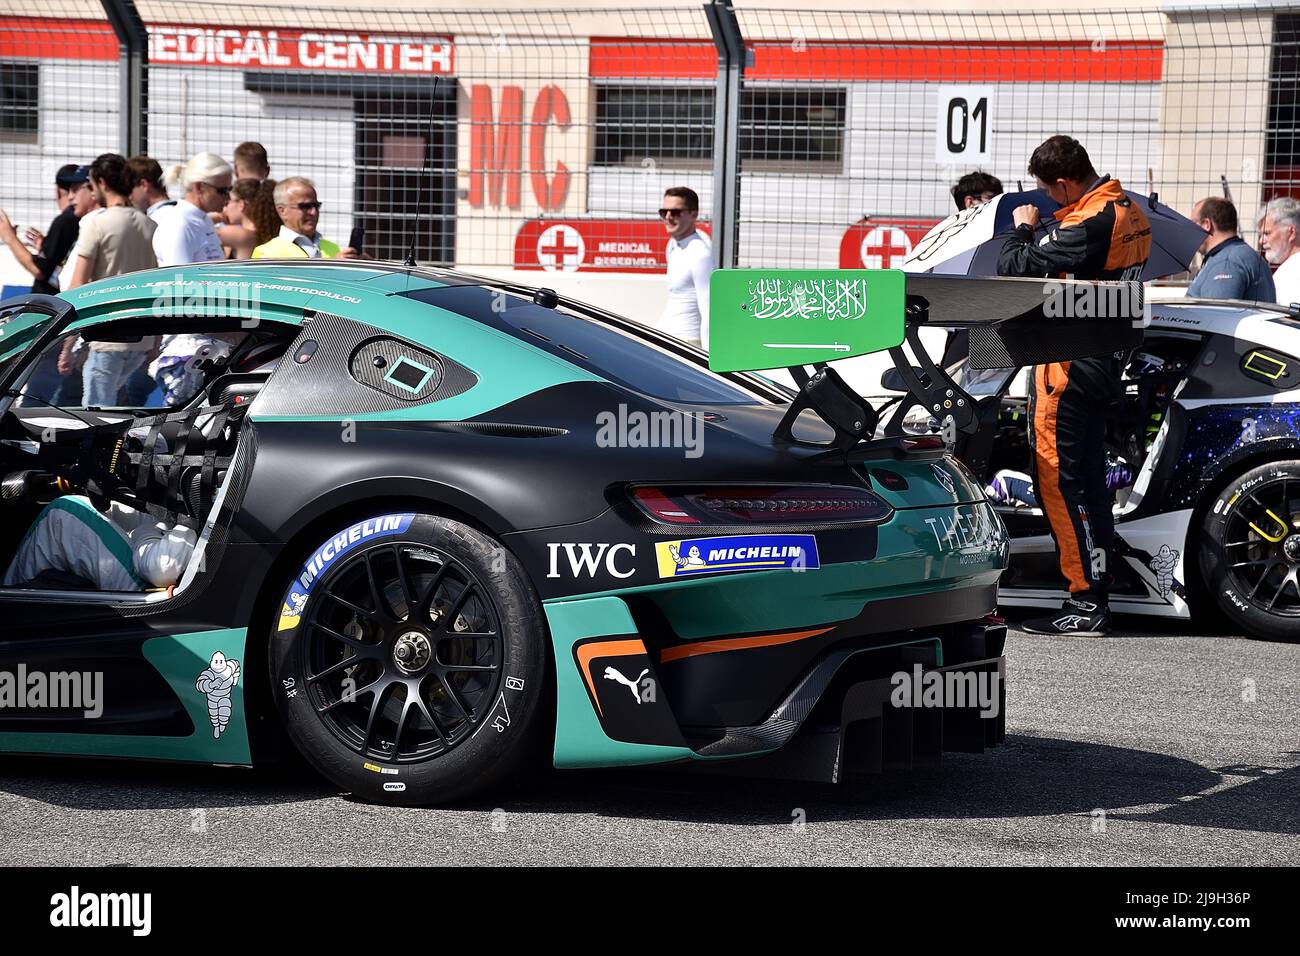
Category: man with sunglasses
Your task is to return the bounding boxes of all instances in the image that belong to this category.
[252,177,357,260]
[659,186,714,348]
[152,152,232,267]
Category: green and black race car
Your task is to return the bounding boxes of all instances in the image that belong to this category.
[0,261,1117,803]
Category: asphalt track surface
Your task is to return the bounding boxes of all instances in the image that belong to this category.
[1,615,1297,867]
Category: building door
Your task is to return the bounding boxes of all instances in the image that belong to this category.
[354,82,457,265]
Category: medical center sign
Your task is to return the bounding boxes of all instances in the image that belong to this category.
[709,269,907,372]
[148,26,454,73]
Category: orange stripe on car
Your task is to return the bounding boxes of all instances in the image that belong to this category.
[576,638,646,717]
[659,627,833,664]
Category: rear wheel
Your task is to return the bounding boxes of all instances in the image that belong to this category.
[1200,461,1300,642]
[270,513,548,803]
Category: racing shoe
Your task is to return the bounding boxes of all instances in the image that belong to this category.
[1021,595,1111,637]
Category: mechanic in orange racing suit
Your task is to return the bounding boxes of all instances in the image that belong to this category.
[997,135,1152,637]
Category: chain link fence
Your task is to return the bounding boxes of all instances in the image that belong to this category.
[0,1,1297,286]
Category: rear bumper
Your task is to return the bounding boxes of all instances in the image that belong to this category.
[687,650,1006,783]
[545,587,1007,777]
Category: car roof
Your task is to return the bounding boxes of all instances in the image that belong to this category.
[1149,295,1300,342]
[1155,295,1300,318]
[56,259,509,324]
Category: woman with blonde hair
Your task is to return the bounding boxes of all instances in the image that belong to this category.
[220,177,281,259]
[152,151,232,266]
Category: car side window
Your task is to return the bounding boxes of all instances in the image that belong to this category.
[405,285,768,406]
[12,327,253,412]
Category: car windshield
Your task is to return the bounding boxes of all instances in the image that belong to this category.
[948,358,1017,398]
[0,308,60,365]
[405,285,769,406]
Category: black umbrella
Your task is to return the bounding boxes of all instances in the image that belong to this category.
[915,187,1206,281]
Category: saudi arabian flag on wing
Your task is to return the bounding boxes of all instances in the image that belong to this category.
[708,269,906,372]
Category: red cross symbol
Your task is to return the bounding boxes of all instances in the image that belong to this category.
[860,226,912,269]
[537,224,585,272]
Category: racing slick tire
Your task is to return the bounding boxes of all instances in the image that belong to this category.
[270,513,548,804]
[1200,461,1300,643]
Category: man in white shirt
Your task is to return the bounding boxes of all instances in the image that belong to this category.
[152,152,232,266]
[1259,196,1300,308]
[659,186,714,348]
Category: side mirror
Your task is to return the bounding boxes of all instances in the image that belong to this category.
[880,366,923,392]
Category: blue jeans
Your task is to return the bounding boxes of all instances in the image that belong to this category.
[17,351,64,408]
[83,350,145,408]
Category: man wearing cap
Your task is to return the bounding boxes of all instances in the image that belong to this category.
[0,163,93,294]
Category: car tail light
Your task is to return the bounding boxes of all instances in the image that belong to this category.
[629,484,892,527]
[899,435,945,452]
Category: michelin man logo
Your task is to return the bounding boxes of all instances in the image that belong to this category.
[1148,544,1180,598]
[669,543,707,570]
[195,651,241,739]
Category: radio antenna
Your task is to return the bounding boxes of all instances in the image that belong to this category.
[405,74,440,269]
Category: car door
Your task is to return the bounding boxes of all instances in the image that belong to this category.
[0,299,271,758]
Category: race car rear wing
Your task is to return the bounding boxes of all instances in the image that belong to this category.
[709,269,1145,453]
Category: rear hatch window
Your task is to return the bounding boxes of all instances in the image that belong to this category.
[403,285,767,406]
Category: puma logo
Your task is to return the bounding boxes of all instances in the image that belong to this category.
[603,666,649,703]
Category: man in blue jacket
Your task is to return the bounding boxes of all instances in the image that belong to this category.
[1188,197,1275,301]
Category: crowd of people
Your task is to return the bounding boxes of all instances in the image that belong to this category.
[0,141,377,592]
[0,143,363,411]
[0,141,362,294]
[948,167,1300,307]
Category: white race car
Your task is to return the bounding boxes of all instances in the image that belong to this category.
[879,295,1300,642]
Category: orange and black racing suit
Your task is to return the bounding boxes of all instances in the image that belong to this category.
[997,176,1151,598]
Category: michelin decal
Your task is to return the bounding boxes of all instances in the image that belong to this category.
[195,651,240,739]
[278,514,416,631]
[655,534,820,578]
[1148,544,1182,598]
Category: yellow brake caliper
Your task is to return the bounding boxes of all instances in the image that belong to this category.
[1249,509,1290,543]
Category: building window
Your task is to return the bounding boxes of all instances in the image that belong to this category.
[0,63,38,141]
[353,91,456,265]
[594,84,846,172]
[594,85,715,167]
[244,72,457,265]
[1266,13,1300,199]
[739,87,846,171]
